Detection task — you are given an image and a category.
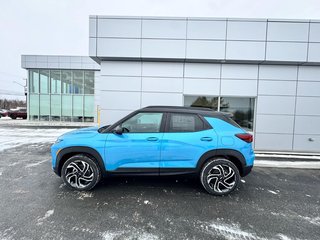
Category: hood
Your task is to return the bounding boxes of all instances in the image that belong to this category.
[61,127,99,139]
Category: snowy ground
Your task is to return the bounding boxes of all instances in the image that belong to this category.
[0,126,319,239]
[0,127,74,152]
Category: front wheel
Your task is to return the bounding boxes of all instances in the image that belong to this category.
[61,154,101,191]
[200,158,240,196]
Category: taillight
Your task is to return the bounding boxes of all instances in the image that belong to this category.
[235,133,253,143]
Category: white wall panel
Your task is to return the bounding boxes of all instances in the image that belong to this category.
[296,97,320,115]
[308,43,320,62]
[98,18,141,38]
[298,66,320,81]
[142,19,186,39]
[89,18,97,37]
[100,61,141,76]
[257,96,295,115]
[221,80,257,96]
[267,22,309,42]
[226,41,265,60]
[99,91,141,110]
[227,21,266,41]
[294,116,320,134]
[293,135,320,152]
[141,92,182,107]
[99,76,141,91]
[100,109,133,125]
[297,82,320,97]
[142,77,183,93]
[142,62,184,77]
[255,133,293,151]
[97,38,140,58]
[184,63,220,78]
[221,64,258,79]
[187,20,226,40]
[186,40,225,59]
[256,115,294,134]
[259,65,298,80]
[141,39,185,59]
[266,42,307,61]
[309,23,320,42]
[184,78,220,95]
[258,80,296,96]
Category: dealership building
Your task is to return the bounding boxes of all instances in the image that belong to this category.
[22,16,320,153]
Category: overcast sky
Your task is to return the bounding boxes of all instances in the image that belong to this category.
[1,0,320,99]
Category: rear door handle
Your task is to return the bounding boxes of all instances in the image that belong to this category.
[201,137,213,142]
[146,137,159,141]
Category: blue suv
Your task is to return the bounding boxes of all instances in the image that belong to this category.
[51,106,254,195]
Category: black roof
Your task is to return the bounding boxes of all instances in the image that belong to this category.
[142,106,229,117]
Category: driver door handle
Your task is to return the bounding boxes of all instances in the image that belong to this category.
[146,137,159,141]
[201,137,212,141]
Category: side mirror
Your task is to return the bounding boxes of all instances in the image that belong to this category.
[113,126,123,135]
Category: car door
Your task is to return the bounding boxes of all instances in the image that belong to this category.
[160,112,218,173]
[105,112,165,173]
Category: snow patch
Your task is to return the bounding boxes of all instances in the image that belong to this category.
[37,209,54,225]
[299,216,320,226]
[143,200,151,205]
[276,234,292,240]
[100,230,159,240]
[0,128,75,152]
[25,159,48,168]
[207,222,260,240]
[267,190,278,195]
[201,221,293,240]
[77,192,93,200]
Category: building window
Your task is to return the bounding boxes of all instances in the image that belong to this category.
[220,97,254,131]
[28,69,95,122]
[29,70,39,93]
[84,71,94,94]
[184,95,255,130]
[184,95,218,111]
[39,70,49,94]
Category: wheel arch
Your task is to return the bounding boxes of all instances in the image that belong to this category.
[55,146,106,177]
[196,149,247,177]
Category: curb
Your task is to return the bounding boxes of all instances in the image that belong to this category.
[254,160,320,169]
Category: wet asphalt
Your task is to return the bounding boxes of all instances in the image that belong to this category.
[0,143,319,240]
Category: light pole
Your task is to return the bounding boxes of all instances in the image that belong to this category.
[12,79,27,108]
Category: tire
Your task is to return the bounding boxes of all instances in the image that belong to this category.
[11,115,16,119]
[61,154,101,191]
[200,158,240,196]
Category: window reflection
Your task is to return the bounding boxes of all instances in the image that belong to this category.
[184,96,218,111]
[73,70,84,94]
[61,70,72,94]
[28,69,95,122]
[39,70,49,94]
[220,97,254,130]
[184,95,255,130]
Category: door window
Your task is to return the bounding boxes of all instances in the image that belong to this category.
[121,112,163,133]
[168,113,204,132]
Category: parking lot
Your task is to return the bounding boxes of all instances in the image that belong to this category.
[0,127,319,240]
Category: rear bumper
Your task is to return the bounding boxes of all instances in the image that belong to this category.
[241,165,253,177]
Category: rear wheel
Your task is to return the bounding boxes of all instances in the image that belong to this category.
[200,158,240,196]
[61,154,101,191]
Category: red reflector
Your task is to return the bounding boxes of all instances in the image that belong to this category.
[235,133,253,143]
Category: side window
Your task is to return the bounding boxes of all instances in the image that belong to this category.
[121,112,163,133]
[168,113,204,132]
